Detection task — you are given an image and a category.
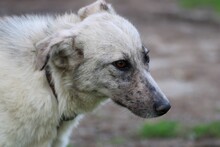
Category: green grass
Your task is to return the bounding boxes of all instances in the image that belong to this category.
[179,0,220,13]
[138,121,180,138]
[138,120,220,139]
[191,121,220,139]
[68,121,220,147]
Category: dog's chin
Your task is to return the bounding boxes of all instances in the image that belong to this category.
[129,110,160,118]
[113,100,164,118]
[113,100,127,108]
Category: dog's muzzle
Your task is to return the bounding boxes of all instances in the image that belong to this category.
[112,71,171,118]
[146,71,171,117]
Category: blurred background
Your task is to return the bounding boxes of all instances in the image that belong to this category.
[1,0,220,146]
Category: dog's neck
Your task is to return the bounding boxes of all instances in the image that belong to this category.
[45,65,78,121]
[45,64,108,122]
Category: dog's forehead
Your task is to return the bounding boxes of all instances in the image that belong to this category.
[80,13,143,59]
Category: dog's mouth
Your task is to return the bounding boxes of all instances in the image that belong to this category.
[113,100,127,108]
[113,100,150,118]
[112,99,170,118]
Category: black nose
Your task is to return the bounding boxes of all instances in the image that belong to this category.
[154,102,171,116]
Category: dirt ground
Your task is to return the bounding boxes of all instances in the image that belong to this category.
[1,0,220,147]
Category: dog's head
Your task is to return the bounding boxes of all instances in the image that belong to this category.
[35,0,170,118]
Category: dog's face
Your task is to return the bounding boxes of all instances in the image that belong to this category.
[71,13,170,118]
[36,1,170,118]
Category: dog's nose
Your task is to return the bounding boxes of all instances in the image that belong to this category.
[154,102,171,116]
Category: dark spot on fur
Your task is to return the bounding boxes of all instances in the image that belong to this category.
[137,91,142,95]
[149,85,156,92]
[128,91,133,95]
[126,76,132,81]
[125,95,129,101]
[100,3,109,11]
[75,48,84,57]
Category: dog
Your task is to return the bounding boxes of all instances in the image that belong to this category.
[0,0,170,146]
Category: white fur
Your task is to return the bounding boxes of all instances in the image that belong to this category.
[0,1,170,146]
[0,1,139,147]
[0,15,66,147]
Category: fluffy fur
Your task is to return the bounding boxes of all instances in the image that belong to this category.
[0,0,170,147]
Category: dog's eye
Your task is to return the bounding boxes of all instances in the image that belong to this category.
[142,46,150,64]
[145,55,150,63]
[112,60,130,71]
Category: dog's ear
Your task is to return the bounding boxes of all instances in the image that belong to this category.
[51,37,84,70]
[35,29,83,70]
[78,0,116,20]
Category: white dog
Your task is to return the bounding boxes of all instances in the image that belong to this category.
[0,0,170,147]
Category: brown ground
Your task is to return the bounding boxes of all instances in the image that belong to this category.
[1,0,220,147]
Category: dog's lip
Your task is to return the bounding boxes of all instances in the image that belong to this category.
[113,101,151,118]
[112,100,170,118]
[113,100,127,108]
